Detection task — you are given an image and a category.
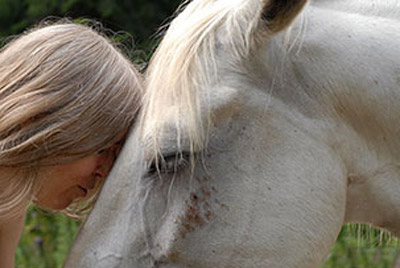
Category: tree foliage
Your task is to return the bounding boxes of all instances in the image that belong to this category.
[0,0,182,51]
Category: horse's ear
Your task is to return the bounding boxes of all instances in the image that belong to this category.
[262,0,307,33]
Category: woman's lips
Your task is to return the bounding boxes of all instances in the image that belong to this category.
[78,186,88,197]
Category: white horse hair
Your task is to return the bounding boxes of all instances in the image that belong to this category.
[65,0,400,267]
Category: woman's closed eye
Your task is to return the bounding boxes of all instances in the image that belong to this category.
[98,140,124,159]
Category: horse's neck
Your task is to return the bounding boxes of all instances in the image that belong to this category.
[311,0,400,21]
[264,2,400,165]
[257,2,400,232]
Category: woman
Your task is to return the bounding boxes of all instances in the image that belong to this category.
[0,21,143,267]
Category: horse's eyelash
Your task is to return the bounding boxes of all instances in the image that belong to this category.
[147,152,191,176]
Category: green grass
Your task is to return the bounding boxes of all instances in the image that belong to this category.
[322,225,400,268]
[16,208,400,268]
[16,207,80,268]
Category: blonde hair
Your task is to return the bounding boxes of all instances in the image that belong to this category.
[0,20,143,221]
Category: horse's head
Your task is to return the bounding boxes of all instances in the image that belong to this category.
[64,0,367,267]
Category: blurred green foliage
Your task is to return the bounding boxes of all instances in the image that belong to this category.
[16,207,80,268]
[322,225,400,268]
[16,208,400,268]
[0,0,182,53]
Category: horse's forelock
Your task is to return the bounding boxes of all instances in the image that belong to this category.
[140,0,265,159]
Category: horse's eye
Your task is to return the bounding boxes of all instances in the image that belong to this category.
[147,152,190,176]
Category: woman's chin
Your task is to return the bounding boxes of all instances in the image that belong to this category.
[35,187,86,211]
[36,197,74,211]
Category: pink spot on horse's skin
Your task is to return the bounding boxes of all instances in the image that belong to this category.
[201,187,211,198]
[204,201,211,209]
[215,199,230,211]
[177,181,220,238]
[205,211,212,220]
[190,193,198,201]
[179,228,187,239]
[183,222,196,232]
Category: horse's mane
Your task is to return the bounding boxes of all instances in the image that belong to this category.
[140,0,264,156]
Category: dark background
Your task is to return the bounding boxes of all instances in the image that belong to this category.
[0,0,182,58]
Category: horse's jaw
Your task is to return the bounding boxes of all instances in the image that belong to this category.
[63,130,151,267]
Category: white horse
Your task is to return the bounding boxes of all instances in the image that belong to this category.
[65,0,400,267]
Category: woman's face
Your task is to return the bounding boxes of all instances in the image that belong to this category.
[35,148,117,210]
